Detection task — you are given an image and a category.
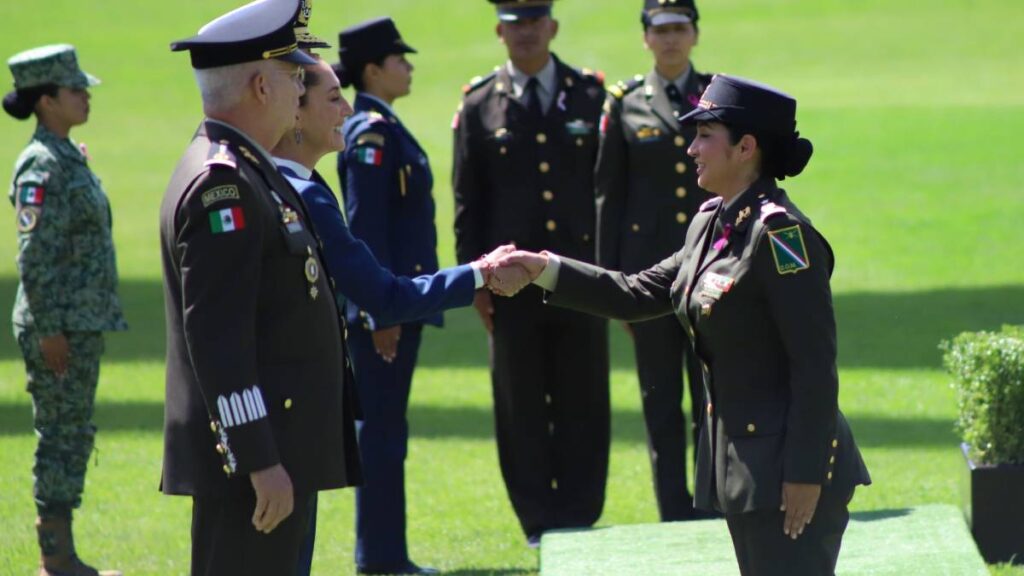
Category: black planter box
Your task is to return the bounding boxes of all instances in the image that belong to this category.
[961,443,1024,564]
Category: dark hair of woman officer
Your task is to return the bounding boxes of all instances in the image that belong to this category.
[333,56,386,92]
[3,84,60,120]
[717,120,813,181]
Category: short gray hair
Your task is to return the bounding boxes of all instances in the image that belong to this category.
[193,60,268,112]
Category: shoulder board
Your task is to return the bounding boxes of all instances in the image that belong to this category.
[699,197,723,212]
[462,71,497,95]
[758,201,790,223]
[609,76,644,100]
[204,140,237,170]
[579,67,605,85]
[366,111,388,124]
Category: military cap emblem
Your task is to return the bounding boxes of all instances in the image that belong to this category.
[294,0,331,49]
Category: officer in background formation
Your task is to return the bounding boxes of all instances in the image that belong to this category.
[594,0,713,521]
[4,45,126,576]
[452,0,610,546]
[159,0,361,573]
[335,17,443,575]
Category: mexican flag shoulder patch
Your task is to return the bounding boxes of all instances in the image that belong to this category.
[354,146,383,166]
[767,225,810,275]
[209,206,246,234]
[19,185,45,206]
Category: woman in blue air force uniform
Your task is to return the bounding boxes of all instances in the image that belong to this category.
[333,18,445,575]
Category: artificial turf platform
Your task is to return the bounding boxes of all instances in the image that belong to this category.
[540,504,988,575]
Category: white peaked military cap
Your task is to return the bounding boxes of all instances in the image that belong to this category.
[170,0,316,69]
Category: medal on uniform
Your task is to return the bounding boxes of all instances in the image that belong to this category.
[305,247,320,300]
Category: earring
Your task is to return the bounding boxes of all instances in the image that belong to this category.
[294,128,303,145]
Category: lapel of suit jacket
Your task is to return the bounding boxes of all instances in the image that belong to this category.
[644,70,681,135]
[683,203,721,312]
[494,65,520,125]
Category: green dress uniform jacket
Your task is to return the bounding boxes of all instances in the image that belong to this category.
[9,124,127,336]
[595,67,712,273]
[593,66,713,520]
[546,179,871,514]
[159,120,361,497]
[452,55,612,537]
[453,55,605,262]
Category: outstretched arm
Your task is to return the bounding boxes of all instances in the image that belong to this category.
[494,250,680,323]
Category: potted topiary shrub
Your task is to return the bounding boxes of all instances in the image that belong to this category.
[942,324,1024,565]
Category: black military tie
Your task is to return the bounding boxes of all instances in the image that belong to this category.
[665,83,685,119]
[526,76,543,121]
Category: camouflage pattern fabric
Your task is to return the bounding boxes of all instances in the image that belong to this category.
[16,329,104,515]
[10,124,127,336]
[7,44,99,90]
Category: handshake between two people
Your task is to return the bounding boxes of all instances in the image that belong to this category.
[476,244,549,297]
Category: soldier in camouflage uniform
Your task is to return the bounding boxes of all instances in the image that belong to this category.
[4,44,126,576]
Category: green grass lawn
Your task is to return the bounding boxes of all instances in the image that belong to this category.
[1,0,1022,574]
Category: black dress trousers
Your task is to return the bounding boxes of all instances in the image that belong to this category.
[630,313,703,520]
[191,482,313,576]
[491,286,610,537]
[725,488,853,576]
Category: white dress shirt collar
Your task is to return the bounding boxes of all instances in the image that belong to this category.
[272,157,313,180]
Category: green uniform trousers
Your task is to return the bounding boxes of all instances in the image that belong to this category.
[16,329,104,517]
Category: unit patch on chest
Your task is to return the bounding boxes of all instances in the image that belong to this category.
[767,225,810,275]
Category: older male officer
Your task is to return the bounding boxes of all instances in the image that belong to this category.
[160,0,360,574]
[452,0,610,545]
[595,0,713,521]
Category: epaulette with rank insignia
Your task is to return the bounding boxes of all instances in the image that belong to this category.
[608,75,644,100]
[699,197,723,212]
[759,201,789,223]
[462,71,497,95]
[580,67,606,85]
[205,140,237,170]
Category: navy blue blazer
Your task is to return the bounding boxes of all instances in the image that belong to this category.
[279,165,475,330]
[339,93,441,327]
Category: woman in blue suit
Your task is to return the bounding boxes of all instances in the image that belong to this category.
[272,47,512,569]
[272,46,505,572]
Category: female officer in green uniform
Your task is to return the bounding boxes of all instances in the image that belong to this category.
[4,44,125,576]
[595,0,713,522]
[495,75,871,575]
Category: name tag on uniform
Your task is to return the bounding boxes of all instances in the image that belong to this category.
[565,119,594,136]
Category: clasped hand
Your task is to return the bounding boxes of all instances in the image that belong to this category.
[476,246,549,297]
